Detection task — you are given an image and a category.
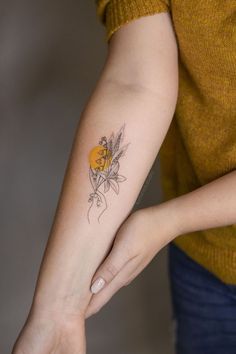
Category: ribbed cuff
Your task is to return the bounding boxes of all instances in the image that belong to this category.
[97,0,170,42]
[96,0,111,24]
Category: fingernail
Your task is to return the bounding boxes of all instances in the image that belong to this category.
[90,277,106,294]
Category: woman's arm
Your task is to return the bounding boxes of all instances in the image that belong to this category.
[86,171,236,317]
[29,12,178,319]
[168,169,236,234]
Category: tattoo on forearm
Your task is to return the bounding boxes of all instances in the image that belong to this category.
[87,123,130,223]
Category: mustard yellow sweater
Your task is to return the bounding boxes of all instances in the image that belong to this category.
[95,0,236,284]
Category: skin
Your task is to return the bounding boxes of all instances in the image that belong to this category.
[11,10,236,354]
[86,170,236,317]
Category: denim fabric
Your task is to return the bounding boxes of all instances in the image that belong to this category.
[168,242,236,354]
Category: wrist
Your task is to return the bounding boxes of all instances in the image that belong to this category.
[149,197,184,242]
[30,290,89,322]
[29,298,86,323]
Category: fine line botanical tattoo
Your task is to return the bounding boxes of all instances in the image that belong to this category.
[87,123,130,223]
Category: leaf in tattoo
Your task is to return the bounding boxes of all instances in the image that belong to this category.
[87,123,129,223]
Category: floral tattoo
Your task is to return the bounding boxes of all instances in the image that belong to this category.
[87,123,129,223]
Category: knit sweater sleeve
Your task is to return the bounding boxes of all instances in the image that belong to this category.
[95,0,170,42]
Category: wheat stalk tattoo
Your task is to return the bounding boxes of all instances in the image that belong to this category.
[87,123,129,223]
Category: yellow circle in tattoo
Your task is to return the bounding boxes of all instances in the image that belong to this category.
[89,145,112,171]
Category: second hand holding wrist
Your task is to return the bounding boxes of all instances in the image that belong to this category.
[86,199,180,318]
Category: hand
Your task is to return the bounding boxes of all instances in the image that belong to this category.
[12,308,86,354]
[85,204,179,318]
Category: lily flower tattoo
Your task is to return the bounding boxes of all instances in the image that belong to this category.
[87,123,130,223]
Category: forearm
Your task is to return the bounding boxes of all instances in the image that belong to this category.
[31,86,177,319]
[29,12,177,319]
[32,89,170,310]
[156,170,236,239]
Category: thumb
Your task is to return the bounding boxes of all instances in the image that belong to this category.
[90,244,128,294]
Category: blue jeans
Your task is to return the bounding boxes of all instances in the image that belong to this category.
[168,242,236,354]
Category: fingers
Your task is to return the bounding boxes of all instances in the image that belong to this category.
[86,255,143,319]
[86,251,157,319]
[90,243,135,294]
